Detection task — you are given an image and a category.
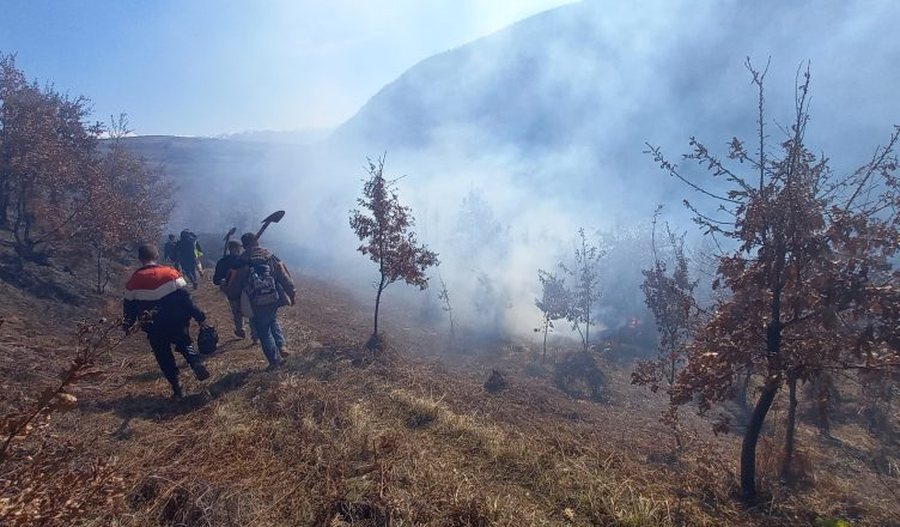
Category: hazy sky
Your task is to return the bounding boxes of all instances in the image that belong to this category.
[0,0,573,136]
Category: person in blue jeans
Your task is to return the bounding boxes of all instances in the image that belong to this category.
[225,233,296,368]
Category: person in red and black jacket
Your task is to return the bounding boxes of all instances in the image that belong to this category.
[123,244,210,398]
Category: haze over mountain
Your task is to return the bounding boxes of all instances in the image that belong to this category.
[334,0,899,199]
[133,0,899,225]
[121,0,900,335]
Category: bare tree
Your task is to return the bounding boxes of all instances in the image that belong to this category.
[535,269,569,361]
[437,275,455,340]
[86,113,172,293]
[560,228,604,353]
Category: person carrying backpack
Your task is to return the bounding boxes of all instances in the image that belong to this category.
[176,230,201,289]
[215,240,255,340]
[123,244,211,398]
[226,233,295,368]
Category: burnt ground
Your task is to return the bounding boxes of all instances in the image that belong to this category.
[0,270,898,526]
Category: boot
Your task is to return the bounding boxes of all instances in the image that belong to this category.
[171,382,184,399]
[192,362,210,381]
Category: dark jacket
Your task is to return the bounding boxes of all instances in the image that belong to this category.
[214,253,242,294]
[123,264,206,334]
[163,240,178,263]
[224,247,296,309]
[176,231,200,265]
[213,254,241,285]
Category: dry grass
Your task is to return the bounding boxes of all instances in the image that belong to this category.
[0,275,897,526]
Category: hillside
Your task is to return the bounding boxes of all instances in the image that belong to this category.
[1,265,897,526]
[329,0,900,205]
[119,0,900,245]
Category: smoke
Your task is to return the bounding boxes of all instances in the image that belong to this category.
[144,0,899,347]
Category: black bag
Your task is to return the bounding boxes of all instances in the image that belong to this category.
[197,325,219,355]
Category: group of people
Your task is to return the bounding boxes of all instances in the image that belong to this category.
[123,231,296,398]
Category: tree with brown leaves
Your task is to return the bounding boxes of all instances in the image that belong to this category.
[349,155,438,342]
[632,208,698,450]
[0,55,169,273]
[648,60,900,501]
[0,53,104,263]
[86,114,172,293]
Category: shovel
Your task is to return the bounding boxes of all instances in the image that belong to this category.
[222,227,237,256]
[255,210,285,240]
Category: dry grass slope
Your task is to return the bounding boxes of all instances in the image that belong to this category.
[0,275,897,526]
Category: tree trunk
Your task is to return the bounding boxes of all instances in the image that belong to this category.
[584,303,590,353]
[542,319,549,362]
[741,376,780,502]
[373,274,386,337]
[781,373,799,482]
[814,376,832,437]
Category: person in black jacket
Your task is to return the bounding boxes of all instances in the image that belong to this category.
[163,234,179,270]
[214,240,254,339]
[123,244,210,398]
[176,230,202,289]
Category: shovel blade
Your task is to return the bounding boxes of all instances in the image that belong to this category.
[262,210,285,224]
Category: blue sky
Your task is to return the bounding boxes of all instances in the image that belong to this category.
[0,0,572,136]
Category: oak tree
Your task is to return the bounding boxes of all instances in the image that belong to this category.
[0,53,103,262]
[86,114,172,292]
[649,61,900,501]
[632,209,698,450]
[349,155,438,341]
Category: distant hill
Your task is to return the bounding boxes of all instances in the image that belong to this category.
[115,135,310,234]
[215,128,331,145]
[333,0,900,210]
[125,0,900,236]
[119,0,900,268]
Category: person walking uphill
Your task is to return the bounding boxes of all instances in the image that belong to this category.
[226,233,295,369]
[124,244,210,398]
[176,230,202,289]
